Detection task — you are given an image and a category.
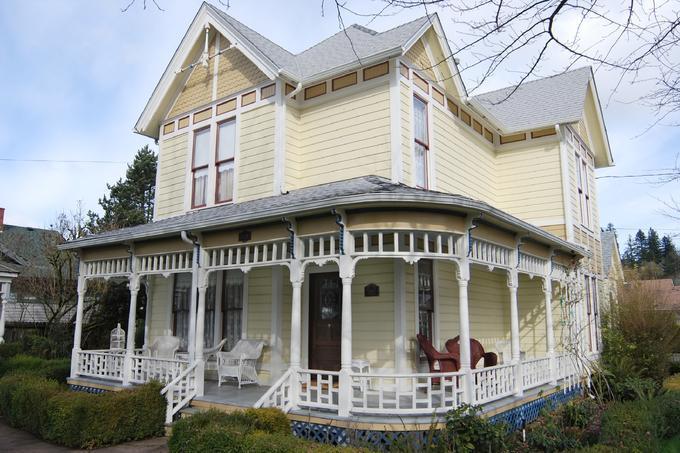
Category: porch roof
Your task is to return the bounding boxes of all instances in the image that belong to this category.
[59,176,588,257]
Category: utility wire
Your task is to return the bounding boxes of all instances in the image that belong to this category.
[596,172,678,179]
[0,158,125,165]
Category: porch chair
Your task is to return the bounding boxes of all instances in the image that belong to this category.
[146,336,181,359]
[217,339,265,388]
[444,336,498,369]
[416,334,459,384]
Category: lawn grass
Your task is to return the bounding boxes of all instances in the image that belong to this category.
[663,374,680,391]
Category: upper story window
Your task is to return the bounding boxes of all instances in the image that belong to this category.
[575,148,592,228]
[413,95,429,189]
[191,127,211,208]
[216,120,236,203]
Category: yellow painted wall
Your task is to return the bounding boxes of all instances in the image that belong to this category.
[517,274,547,357]
[284,106,301,191]
[352,260,395,370]
[155,133,188,220]
[495,142,564,226]
[147,275,175,340]
[215,39,268,102]
[168,36,217,118]
[237,103,276,202]
[294,82,392,188]
[400,82,412,185]
[245,267,273,381]
[432,108,497,203]
[404,39,436,81]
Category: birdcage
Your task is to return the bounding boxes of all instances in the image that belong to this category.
[110,323,125,350]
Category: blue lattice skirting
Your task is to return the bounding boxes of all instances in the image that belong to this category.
[68,384,109,394]
[292,386,582,450]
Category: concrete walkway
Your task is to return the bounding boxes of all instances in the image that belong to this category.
[0,419,168,452]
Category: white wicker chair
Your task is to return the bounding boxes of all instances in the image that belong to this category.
[217,340,265,388]
[146,336,180,359]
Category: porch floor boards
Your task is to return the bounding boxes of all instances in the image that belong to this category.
[192,381,270,408]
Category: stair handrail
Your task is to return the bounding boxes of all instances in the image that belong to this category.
[254,368,293,411]
[161,361,198,424]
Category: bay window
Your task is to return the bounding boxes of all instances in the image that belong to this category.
[191,127,210,208]
[215,119,236,203]
[413,95,429,189]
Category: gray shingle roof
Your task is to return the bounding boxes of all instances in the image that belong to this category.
[209,4,431,82]
[471,67,592,133]
[61,176,587,257]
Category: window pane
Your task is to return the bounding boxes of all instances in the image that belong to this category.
[216,162,234,202]
[413,97,428,143]
[193,168,208,207]
[418,260,434,341]
[415,142,427,188]
[204,272,217,348]
[173,273,192,351]
[575,153,582,189]
[193,128,210,167]
[222,270,244,350]
[217,121,236,161]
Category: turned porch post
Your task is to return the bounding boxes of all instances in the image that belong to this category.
[338,254,354,418]
[507,269,523,396]
[456,258,473,404]
[194,266,208,396]
[187,242,200,361]
[123,274,141,386]
[289,259,303,409]
[0,281,10,344]
[70,270,87,378]
[542,276,557,385]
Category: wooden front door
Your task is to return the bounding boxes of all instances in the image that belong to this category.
[308,272,342,371]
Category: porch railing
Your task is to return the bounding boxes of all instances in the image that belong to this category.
[129,355,189,384]
[161,362,198,424]
[296,369,340,411]
[350,371,465,415]
[521,357,552,391]
[254,368,294,411]
[471,363,516,404]
[75,350,126,380]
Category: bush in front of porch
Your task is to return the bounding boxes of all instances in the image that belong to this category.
[169,408,368,453]
[0,354,70,383]
[0,373,166,449]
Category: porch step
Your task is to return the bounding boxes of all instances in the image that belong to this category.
[178,406,202,418]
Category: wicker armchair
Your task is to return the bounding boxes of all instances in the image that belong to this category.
[445,336,498,369]
[217,340,265,388]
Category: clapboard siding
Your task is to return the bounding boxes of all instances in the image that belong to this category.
[237,103,275,202]
[155,133,188,220]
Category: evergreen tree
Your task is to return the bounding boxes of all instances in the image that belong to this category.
[646,228,663,264]
[605,223,616,232]
[88,146,157,232]
[633,230,647,264]
[622,235,637,267]
[661,235,680,277]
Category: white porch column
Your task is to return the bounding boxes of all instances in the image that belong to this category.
[187,244,200,361]
[338,254,354,418]
[0,281,10,344]
[543,277,557,385]
[70,274,87,378]
[194,268,208,396]
[456,258,473,404]
[508,269,523,396]
[289,260,303,409]
[123,274,141,386]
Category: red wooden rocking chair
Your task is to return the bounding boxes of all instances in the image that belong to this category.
[416,334,459,384]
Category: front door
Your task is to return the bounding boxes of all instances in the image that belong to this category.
[308,272,342,371]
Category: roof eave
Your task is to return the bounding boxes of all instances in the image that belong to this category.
[59,192,588,258]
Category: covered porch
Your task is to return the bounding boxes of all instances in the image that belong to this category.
[66,208,592,423]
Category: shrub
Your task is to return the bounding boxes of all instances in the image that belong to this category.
[44,382,166,449]
[441,404,507,453]
[0,342,22,359]
[0,373,62,436]
[655,391,680,437]
[611,375,663,402]
[599,399,661,453]
[0,354,71,383]
[243,407,291,435]
[525,405,582,452]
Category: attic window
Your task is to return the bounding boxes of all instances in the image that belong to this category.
[260,84,276,99]
[363,61,389,81]
[304,82,327,100]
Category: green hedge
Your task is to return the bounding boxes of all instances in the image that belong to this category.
[169,409,363,453]
[0,373,165,449]
[599,399,663,453]
[0,354,71,383]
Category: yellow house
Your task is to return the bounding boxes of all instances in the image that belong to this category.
[62,2,613,439]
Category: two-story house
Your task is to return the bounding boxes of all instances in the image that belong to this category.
[62,2,612,440]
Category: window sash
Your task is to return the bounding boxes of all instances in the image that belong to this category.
[216,161,234,203]
[221,270,244,351]
[193,128,211,168]
[417,260,435,342]
[217,120,236,162]
[192,168,208,208]
[414,142,428,189]
[413,96,428,144]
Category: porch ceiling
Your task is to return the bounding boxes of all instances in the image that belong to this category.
[59,176,588,258]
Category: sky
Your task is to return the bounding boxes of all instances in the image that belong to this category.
[0,0,678,249]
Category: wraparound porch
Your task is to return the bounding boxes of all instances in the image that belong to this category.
[68,210,595,423]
